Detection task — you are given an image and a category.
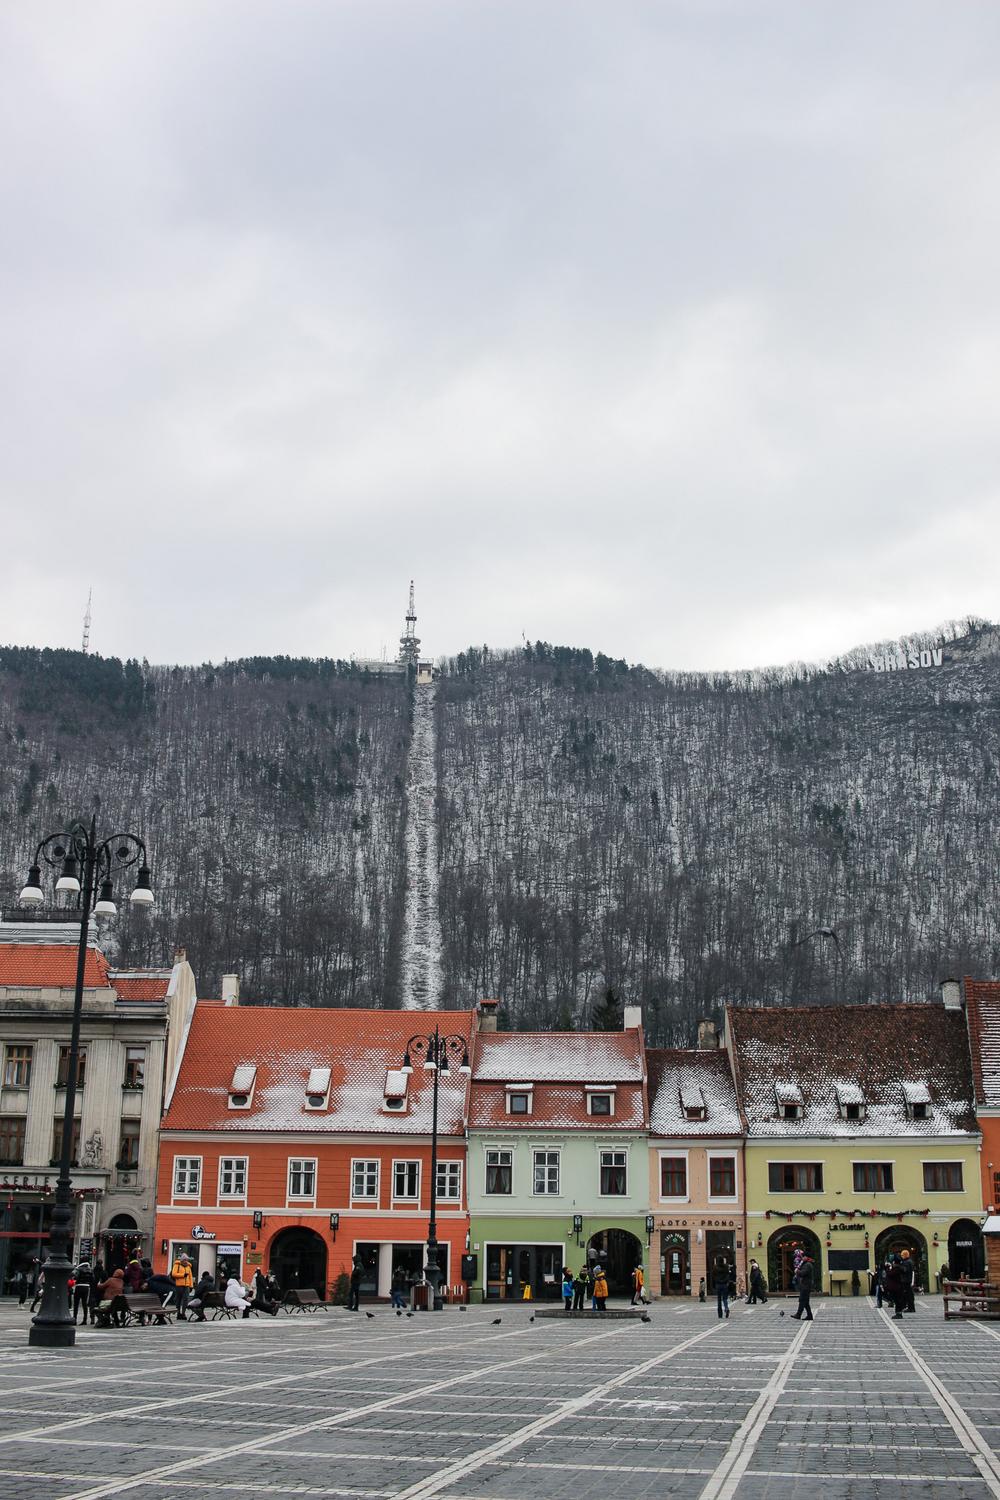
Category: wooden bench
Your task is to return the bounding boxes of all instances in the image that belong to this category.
[282,1288,328,1314]
[123,1293,176,1326]
[943,1279,1000,1320]
[95,1294,128,1328]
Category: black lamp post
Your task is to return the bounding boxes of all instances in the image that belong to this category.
[401,1028,470,1310]
[19,816,153,1348]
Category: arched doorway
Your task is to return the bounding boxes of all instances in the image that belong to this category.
[947,1219,985,1280]
[766,1226,822,1294]
[660,1231,689,1296]
[874,1226,928,1292]
[587,1228,643,1297]
[268,1227,328,1297]
[102,1213,140,1272]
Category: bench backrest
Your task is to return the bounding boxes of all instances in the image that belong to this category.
[124,1294,167,1310]
[288,1288,322,1304]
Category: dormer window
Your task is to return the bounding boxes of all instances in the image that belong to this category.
[903,1081,931,1120]
[836,1083,866,1122]
[305,1067,331,1110]
[774,1082,803,1120]
[228,1064,256,1111]
[586,1086,616,1117]
[506,1085,533,1116]
[383,1069,409,1113]
[680,1085,707,1121]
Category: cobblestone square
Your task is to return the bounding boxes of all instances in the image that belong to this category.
[0,1299,994,1500]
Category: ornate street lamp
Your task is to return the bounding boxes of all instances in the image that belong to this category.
[19,816,153,1348]
[401,1028,471,1310]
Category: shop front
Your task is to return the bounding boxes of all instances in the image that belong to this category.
[0,1175,105,1296]
[652,1214,746,1297]
[472,1215,651,1301]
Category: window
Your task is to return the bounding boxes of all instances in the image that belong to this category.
[3,1046,32,1089]
[52,1116,81,1164]
[436,1160,462,1201]
[288,1158,317,1198]
[533,1149,560,1195]
[117,1119,140,1168]
[836,1084,866,1121]
[660,1156,688,1198]
[123,1047,146,1090]
[0,1117,25,1165]
[587,1090,615,1116]
[383,1069,408,1112]
[506,1091,531,1115]
[680,1087,706,1121]
[923,1161,963,1193]
[393,1160,420,1200]
[779,1102,801,1120]
[485,1148,513,1194]
[173,1156,201,1197]
[219,1157,248,1198]
[993,1169,1000,1209]
[853,1162,893,1193]
[768,1162,823,1192]
[600,1149,627,1196]
[228,1064,256,1110]
[709,1155,737,1198]
[352,1159,379,1200]
[56,1046,86,1089]
[305,1067,331,1110]
[911,1101,929,1120]
[903,1082,931,1120]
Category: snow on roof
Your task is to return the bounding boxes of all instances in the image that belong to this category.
[230,1065,257,1093]
[964,979,1000,1108]
[163,1006,474,1135]
[728,1004,978,1138]
[679,1085,706,1114]
[384,1069,408,1099]
[472,1031,643,1082]
[307,1067,331,1095]
[469,1082,645,1131]
[774,1081,803,1105]
[834,1081,866,1106]
[647,1050,741,1138]
[901,1080,931,1105]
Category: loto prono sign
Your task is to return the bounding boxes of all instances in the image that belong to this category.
[869,646,943,673]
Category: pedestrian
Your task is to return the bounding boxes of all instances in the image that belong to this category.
[791,1254,814,1321]
[698,1276,706,1303]
[592,1265,609,1313]
[14,1267,27,1307]
[712,1258,731,1320]
[348,1257,362,1312]
[29,1266,45,1313]
[562,1267,574,1312]
[747,1259,767,1305]
[631,1265,648,1306]
[72,1262,93,1325]
[390,1268,407,1310]
[572,1267,587,1312]
[898,1250,915,1314]
[170,1251,194,1320]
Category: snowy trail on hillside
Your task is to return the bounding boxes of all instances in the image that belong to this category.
[400,682,444,1010]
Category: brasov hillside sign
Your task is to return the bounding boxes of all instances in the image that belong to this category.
[869,647,943,673]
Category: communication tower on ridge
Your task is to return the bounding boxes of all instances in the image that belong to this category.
[398,580,421,667]
[81,589,92,654]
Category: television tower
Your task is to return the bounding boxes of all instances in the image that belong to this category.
[81,589,92,654]
[398,580,421,667]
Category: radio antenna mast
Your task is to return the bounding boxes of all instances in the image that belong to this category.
[81,589,92,654]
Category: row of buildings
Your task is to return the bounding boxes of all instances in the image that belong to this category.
[1,915,998,1300]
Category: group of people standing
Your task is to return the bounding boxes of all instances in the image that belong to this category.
[873,1250,916,1317]
[559,1263,619,1311]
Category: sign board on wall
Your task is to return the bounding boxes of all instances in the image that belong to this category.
[216,1243,242,1255]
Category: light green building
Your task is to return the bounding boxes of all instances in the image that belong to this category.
[467,1006,650,1301]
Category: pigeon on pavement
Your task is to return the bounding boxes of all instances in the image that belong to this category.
[492,1317,502,1325]
[640,1314,651,1323]
[365,1312,375,1319]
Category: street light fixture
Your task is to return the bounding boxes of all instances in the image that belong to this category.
[402,1028,471,1310]
[20,815,153,1349]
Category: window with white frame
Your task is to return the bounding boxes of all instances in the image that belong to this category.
[533,1149,560,1195]
[600,1149,627,1196]
[708,1153,738,1199]
[173,1156,201,1197]
[485,1148,513,1194]
[586,1088,615,1117]
[287,1158,317,1199]
[923,1161,963,1192]
[393,1160,420,1200]
[660,1153,688,1198]
[219,1156,248,1198]
[506,1087,532,1116]
[436,1160,462,1200]
[352,1158,379,1200]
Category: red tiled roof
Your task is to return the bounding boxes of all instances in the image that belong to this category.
[469,1030,647,1129]
[647,1048,742,1138]
[964,979,1000,1108]
[110,971,172,1002]
[162,1005,476,1135]
[0,943,111,989]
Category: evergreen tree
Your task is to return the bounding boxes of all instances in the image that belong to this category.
[591,987,622,1031]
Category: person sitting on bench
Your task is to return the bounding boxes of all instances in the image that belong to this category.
[225,1275,255,1318]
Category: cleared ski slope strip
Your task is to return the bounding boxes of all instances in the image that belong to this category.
[400,681,445,1010]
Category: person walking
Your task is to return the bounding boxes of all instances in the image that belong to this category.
[898,1251,915,1314]
[29,1266,45,1313]
[747,1259,767,1305]
[713,1259,731,1319]
[592,1265,609,1313]
[170,1252,194,1320]
[348,1257,362,1312]
[72,1262,93,1325]
[14,1267,27,1307]
[390,1268,407,1310]
[791,1254,814,1320]
[572,1267,588,1312]
[631,1265,648,1306]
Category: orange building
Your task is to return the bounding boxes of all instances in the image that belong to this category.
[964,979,1000,1213]
[154,1002,475,1300]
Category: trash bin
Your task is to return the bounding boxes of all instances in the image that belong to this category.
[412,1284,430,1311]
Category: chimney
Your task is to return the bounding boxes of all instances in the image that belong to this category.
[697,1019,719,1050]
[478,998,499,1033]
[622,1004,642,1031]
[221,974,240,1007]
[173,946,186,962]
[940,979,962,1011]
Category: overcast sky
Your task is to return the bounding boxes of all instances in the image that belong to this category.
[1,2,998,673]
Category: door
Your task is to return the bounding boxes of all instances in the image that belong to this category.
[660,1232,689,1294]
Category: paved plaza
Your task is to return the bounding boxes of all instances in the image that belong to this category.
[0,1297,994,1500]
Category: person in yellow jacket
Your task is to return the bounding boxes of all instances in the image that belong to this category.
[631,1264,648,1306]
[593,1265,609,1312]
[170,1252,194,1320]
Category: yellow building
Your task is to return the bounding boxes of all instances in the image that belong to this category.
[727,994,984,1294]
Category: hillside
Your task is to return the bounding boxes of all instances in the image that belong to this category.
[1,621,999,1040]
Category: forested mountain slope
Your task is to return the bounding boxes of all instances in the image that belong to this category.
[1,622,998,1041]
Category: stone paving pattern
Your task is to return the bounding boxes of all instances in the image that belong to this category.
[0,1297,994,1500]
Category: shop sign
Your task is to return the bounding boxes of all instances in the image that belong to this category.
[246,1252,263,1266]
[191,1225,216,1240]
[216,1242,242,1255]
[832,1223,865,1232]
[1,1175,55,1190]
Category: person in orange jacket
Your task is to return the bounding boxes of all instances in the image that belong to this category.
[593,1265,609,1312]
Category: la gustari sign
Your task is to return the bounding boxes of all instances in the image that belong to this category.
[869,647,943,673]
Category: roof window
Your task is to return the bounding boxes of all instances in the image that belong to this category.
[506,1084,533,1116]
[383,1068,409,1113]
[586,1086,616,1117]
[305,1066,331,1110]
[228,1064,256,1111]
[774,1081,803,1120]
[903,1081,931,1120]
[679,1085,707,1121]
[835,1083,866,1122]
